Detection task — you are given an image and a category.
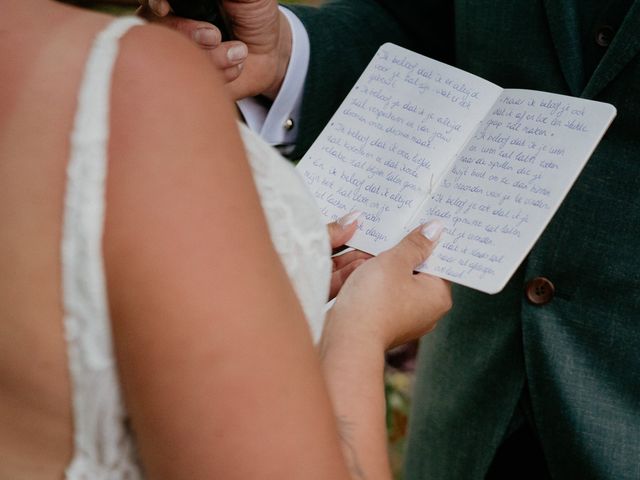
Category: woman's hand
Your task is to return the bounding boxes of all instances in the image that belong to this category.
[319,221,451,479]
[327,212,373,300]
[324,221,452,352]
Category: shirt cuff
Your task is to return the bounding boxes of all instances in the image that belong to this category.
[237,6,310,151]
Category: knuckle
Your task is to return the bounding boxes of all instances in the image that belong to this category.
[404,234,427,257]
[224,67,241,82]
[415,277,452,316]
[438,285,453,314]
[377,250,393,264]
[327,222,341,241]
[442,294,453,314]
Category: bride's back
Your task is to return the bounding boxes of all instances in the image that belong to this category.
[0,3,116,477]
[0,2,361,479]
[0,0,272,480]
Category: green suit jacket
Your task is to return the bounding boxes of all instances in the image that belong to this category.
[288,1,640,478]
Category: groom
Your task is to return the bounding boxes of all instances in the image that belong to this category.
[148,0,640,478]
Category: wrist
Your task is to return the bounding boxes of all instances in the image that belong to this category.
[262,10,293,100]
[319,307,387,367]
[319,335,386,392]
[319,309,393,480]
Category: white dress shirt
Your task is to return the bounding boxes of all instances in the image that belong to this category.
[236,7,310,153]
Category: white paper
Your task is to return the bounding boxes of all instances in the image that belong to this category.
[297,44,616,294]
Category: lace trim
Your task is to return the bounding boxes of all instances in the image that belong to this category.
[239,124,332,342]
[61,16,331,480]
[62,17,144,479]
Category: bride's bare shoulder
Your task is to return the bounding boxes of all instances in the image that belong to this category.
[114,20,228,109]
[105,14,257,275]
[109,18,237,161]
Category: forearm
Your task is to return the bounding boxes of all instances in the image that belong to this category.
[319,313,392,480]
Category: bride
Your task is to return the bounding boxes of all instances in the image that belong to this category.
[0,1,451,479]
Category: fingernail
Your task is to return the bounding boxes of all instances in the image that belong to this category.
[227,44,248,62]
[421,221,444,241]
[193,28,218,46]
[337,211,363,228]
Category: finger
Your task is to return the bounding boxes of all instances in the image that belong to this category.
[220,64,244,83]
[332,249,373,271]
[191,26,223,48]
[137,6,223,48]
[149,0,171,16]
[327,211,362,249]
[329,259,367,299]
[201,41,248,71]
[165,17,223,48]
[386,220,444,271]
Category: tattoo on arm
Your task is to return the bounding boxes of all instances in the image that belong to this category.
[336,415,368,480]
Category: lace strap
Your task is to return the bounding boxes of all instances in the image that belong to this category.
[62,16,144,479]
[65,14,144,370]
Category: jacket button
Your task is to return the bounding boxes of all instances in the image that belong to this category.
[595,25,614,47]
[525,277,555,305]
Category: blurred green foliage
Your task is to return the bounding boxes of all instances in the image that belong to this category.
[385,368,414,480]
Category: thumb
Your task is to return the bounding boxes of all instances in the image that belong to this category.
[327,211,362,249]
[388,221,444,271]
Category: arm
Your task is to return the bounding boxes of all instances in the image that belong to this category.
[105,24,450,479]
[320,226,451,479]
[105,25,352,479]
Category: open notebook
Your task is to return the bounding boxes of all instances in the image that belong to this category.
[297,43,616,294]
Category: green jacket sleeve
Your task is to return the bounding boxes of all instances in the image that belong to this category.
[285,0,454,157]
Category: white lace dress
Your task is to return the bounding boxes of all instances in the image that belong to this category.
[62,17,331,479]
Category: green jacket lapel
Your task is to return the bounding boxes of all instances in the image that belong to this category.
[542,0,585,96]
[582,0,640,98]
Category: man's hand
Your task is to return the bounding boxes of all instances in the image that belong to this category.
[138,0,292,100]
